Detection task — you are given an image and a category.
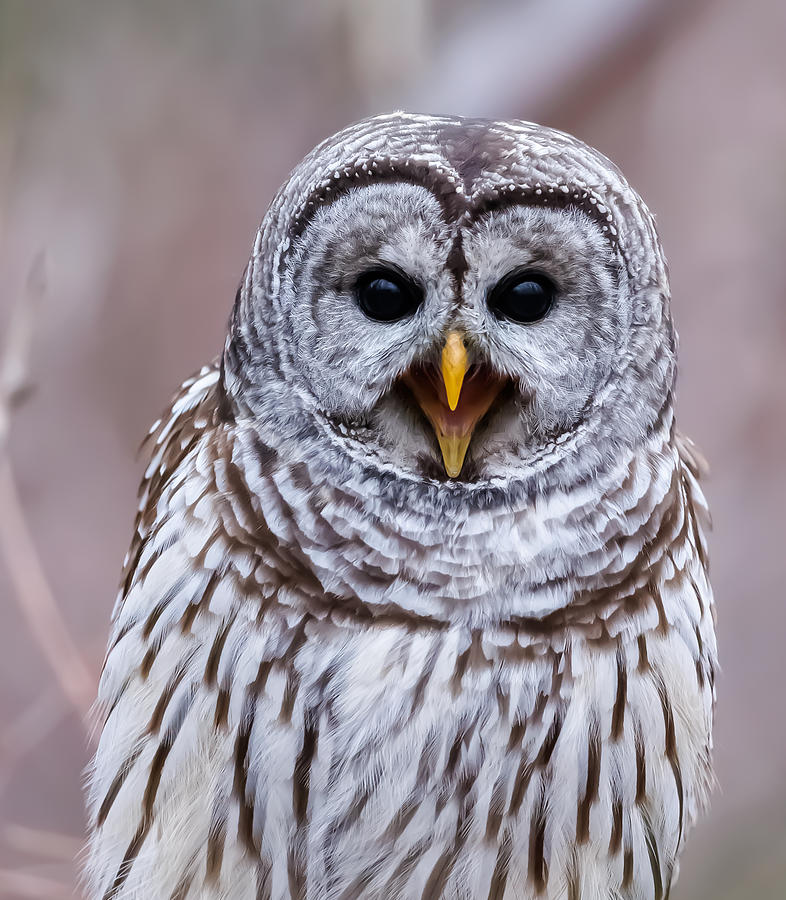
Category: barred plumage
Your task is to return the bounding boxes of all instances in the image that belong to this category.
[86,113,716,899]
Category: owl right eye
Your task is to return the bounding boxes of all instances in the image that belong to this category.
[355,269,423,322]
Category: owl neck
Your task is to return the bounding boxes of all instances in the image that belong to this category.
[227,406,684,641]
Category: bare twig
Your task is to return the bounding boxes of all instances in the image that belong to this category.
[0,255,44,452]
[0,256,95,729]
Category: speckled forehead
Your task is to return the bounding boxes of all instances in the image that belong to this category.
[252,113,666,293]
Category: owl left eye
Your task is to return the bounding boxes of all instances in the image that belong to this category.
[487,270,555,323]
[355,269,423,322]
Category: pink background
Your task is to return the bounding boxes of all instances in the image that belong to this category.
[1,1,784,896]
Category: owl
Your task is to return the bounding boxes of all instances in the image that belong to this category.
[86,113,716,900]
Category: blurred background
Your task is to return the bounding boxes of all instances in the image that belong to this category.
[1,0,784,897]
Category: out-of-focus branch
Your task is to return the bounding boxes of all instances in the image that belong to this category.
[0,257,43,453]
[0,256,95,729]
[409,0,694,119]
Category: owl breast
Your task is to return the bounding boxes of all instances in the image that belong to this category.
[92,605,712,900]
[231,617,711,900]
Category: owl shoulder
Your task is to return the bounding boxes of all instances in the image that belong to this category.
[110,363,228,632]
[674,429,711,567]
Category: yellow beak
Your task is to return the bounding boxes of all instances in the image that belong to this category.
[435,430,473,479]
[441,331,468,411]
[437,331,470,476]
[402,331,506,478]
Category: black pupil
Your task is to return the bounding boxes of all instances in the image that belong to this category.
[356,270,421,322]
[488,271,555,323]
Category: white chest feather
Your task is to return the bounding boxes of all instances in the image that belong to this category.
[88,554,714,899]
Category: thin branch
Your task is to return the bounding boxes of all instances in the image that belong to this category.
[0,255,43,453]
[0,256,96,729]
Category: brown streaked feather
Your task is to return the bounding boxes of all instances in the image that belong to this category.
[611,646,628,741]
[576,717,602,843]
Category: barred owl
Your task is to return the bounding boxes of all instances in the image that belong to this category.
[86,113,716,900]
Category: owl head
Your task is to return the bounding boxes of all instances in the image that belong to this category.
[223,113,675,496]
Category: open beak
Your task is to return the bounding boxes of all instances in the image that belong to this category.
[403,331,507,478]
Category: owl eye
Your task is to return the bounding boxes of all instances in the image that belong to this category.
[488,270,555,323]
[355,269,423,322]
